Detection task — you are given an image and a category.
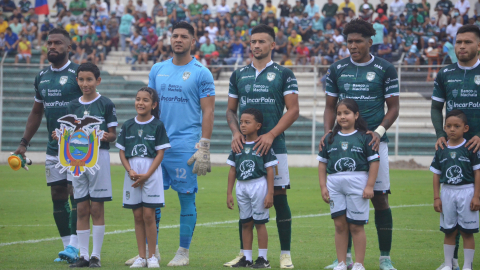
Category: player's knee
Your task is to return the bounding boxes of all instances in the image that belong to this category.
[89,202,103,220]
[371,194,389,210]
[51,184,68,201]
[143,211,155,224]
[133,209,144,223]
[242,220,254,230]
[348,223,364,235]
[273,189,287,196]
[76,202,90,219]
[334,218,348,232]
[460,230,474,240]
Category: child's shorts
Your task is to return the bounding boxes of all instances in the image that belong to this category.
[440,184,479,233]
[123,157,165,209]
[327,172,369,224]
[236,176,269,224]
[67,149,112,203]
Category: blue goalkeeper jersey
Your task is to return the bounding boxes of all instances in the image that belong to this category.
[148,58,215,153]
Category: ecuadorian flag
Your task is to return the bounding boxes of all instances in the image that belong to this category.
[35,0,49,15]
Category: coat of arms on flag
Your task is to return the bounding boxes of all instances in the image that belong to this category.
[55,114,104,177]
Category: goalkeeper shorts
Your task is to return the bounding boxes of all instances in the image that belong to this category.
[162,150,198,194]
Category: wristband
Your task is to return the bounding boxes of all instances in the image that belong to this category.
[20,138,29,148]
[374,126,386,137]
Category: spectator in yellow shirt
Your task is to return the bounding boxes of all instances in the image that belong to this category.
[338,0,355,14]
[15,35,31,64]
[287,29,302,56]
[264,0,277,17]
[65,18,80,35]
[0,16,8,34]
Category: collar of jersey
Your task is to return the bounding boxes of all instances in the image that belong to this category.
[337,130,358,136]
[245,141,255,144]
[79,94,101,105]
[135,116,155,124]
[50,60,71,72]
[457,59,480,70]
[251,60,274,76]
[350,54,374,66]
[446,139,466,149]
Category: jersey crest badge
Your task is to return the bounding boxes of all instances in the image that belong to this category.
[41,89,46,97]
[475,75,480,85]
[344,83,350,91]
[245,84,251,93]
[245,147,251,154]
[240,160,255,179]
[267,72,276,81]
[183,71,191,81]
[59,76,68,85]
[334,157,356,172]
[161,84,166,91]
[450,152,456,159]
[138,129,143,137]
[452,89,458,98]
[341,142,348,150]
[446,165,463,184]
[366,72,375,81]
[55,114,104,177]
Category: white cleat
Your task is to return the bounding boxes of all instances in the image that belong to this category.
[436,262,460,270]
[223,252,244,267]
[126,255,140,266]
[351,263,365,270]
[167,247,189,266]
[280,254,294,269]
[147,255,160,268]
[439,266,452,270]
[333,261,347,270]
[130,257,147,268]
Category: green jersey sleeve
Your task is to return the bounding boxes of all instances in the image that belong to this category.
[325,66,339,97]
[33,73,42,102]
[316,134,330,163]
[228,71,239,98]
[384,65,400,98]
[282,68,299,95]
[470,149,480,171]
[432,70,446,102]
[155,121,171,150]
[105,101,118,128]
[263,149,279,168]
[430,150,441,175]
[227,151,236,167]
[116,126,125,151]
[363,134,380,163]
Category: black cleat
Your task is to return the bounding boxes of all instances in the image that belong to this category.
[69,257,90,268]
[231,256,253,268]
[89,256,101,268]
[252,257,271,269]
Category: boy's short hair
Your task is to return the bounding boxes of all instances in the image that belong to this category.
[77,62,101,79]
[242,108,263,126]
[445,109,468,125]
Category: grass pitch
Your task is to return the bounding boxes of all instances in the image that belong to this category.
[0,165,478,269]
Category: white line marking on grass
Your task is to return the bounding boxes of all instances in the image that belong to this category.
[0,204,431,247]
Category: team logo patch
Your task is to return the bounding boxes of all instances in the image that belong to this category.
[138,129,143,137]
[132,144,148,157]
[239,160,255,179]
[329,199,334,209]
[366,72,375,81]
[161,84,166,91]
[126,191,130,200]
[446,165,463,184]
[341,142,348,150]
[344,83,350,91]
[245,147,251,154]
[447,100,454,111]
[267,72,276,81]
[59,76,68,85]
[337,64,341,69]
[45,167,50,177]
[182,71,191,81]
[475,75,480,85]
[55,114,103,177]
[334,157,356,172]
[450,152,456,159]
[245,84,251,93]
[452,89,458,98]
[326,69,331,76]
[41,89,46,97]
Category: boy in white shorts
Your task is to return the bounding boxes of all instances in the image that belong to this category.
[227,108,278,269]
[430,110,480,270]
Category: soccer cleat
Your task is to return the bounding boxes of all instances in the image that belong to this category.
[439,266,452,270]
[351,263,365,270]
[167,247,189,266]
[333,261,347,270]
[54,257,67,263]
[69,257,90,268]
[379,257,397,270]
[252,257,271,269]
[280,254,294,269]
[130,257,147,268]
[325,258,353,269]
[59,245,80,264]
[125,255,140,266]
[224,252,244,267]
[231,256,253,268]
[436,262,460,270]
[147,255,160,268]
[89,256,101,268]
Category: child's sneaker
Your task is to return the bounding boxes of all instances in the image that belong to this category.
[379,257,397,270]
[252,257,271,269]
[69,257,89,268]
[325,258,353,269]
[147,255,160,268]
[130,257,147,268]
[89,256,101,268]
[436,262,460,270]
[333,261,347,270]
[223,252,244,267]
[351,263,365,270]
[279,254,294,269]
[125,255,140,266]
[231,256,253,268]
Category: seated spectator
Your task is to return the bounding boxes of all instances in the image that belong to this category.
[422,17,440,48]
[175,0,188,22]
[377,36,393,61]
[359,3,373,22]
[298,11,313,41]
[215,28,229,47]
[0,16,7,35]
[21,17,36,42]
[130,30,142,48]
[95,0,109,20]
[475,16,480,28]
[338,42,350,59]
[273,30,287,57]
[401,27,418,53]
[209,51,222,79]
[345,9,356,23]
[125,0,136,15]
[25,8,38,25]
[127,43,139,64]
[224,37,246,65]
[14,34,30,64]
[408,8,424,24]
[70,29,82,43]
[156,19,169,37]
[311,12,324,33]
[138,12,152,28]
[145,28,157,46]
[136,38,151,64]
[304,0,319,18]
[335,10,346,28]
[152,39,167,62]
[0,32,5,54]
[374,8,388,23]
[287,29,302,56]
[411,18,425,46]
[455,0,470,25]
[332,28,344,45]
[281,53,293,66]
[71,40,87,64]
[65,18,79,35]
[321,42,337,64]
[9,17,22,35]
[94,19,107,37]
[82,36,97,64]
[262,11,278,26]
[141,20,155,36]
[106,17,119,51]
[309,29,325,53]
[292,0,304,19]
[51,0,66,18]
[323,22,334,39]
[206,19,219,41]
[4,27,18,54]
[200,35,216,55]
[97,31,110,64]
[215,39,229,58]
[10,9,23,22]
[446,17,462,43]
[60,10,73,26]
[295,41,309,65]
[404,45,420,68]
[395,13,407,27]
[83,27,98,45]
[199,30,211,45]
[423,38,441,63]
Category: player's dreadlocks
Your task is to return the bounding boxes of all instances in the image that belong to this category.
[343,18,376,38]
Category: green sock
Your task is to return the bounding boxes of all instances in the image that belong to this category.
[53,199,71,237]
[238,220,243,250]
[347,232,352,254]
[69,196,77,235]
[273,194,292,251]
[375,208,393,256]
[454,232,460,259]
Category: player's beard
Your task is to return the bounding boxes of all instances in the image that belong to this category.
[47,50,68,65]
[253,50,271,60]
[457,49,477,63]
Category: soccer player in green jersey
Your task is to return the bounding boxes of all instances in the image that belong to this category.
[430,24,480,270]
[226,24,299,269]
[14,28,83,263]
[320,19,400,270]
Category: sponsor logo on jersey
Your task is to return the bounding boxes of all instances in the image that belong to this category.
[59,76,68,85]
[288,84,298,88]
[245,84,251,93]
[182,71,191,81]
[460,89,477,97]
[447,100,480,110]
[239,160,255,179]
[351,146,363,153]
[475,75,480,85]
[40,80,49,84]
[132,144,148,157]
[337,63,348,69]
[157,74,170,77]
[366,72,375,81]
[341,142,348,150]
[340,74,354,78]
[458,156,470,162]
[144,135,155,141]
[439,158,447,163]
[447,79,462,83]
[452,89,458,98]
[444,68,455,73]
[138,129,143,137]
[267,72,276,81]
[47,89,62,97]
[112,107,116,116]
[125,136,135,139]
[68,68,76,74]
[386,84,398,91]
[327,147,337,153]
[240,96,276,106]
[374,64,383,70]
[241,75,254,80]
[44,101,71,108]
[167,84,182,92]
[344,83,350,90]
[287,77,297,82]
[450,152,456,159]
[446,165,463,184]
[326,69,331,76]
[245,147,251,154]
[160,95,189,103]
[334,157,356,172]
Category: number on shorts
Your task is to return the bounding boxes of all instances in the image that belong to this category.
[175,168,187,179]
[274,165,280,176]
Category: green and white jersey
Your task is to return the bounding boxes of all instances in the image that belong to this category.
[227,141,279,181]
[424,24,439,37]
[325,55,399,142]
[430,139,480,185]
[229,61,299,154]
[66,94,118,150]
[116,116,171,159]
[298,18,312,30]
[34,61,83,156]
[317,130,379,174]
[432,60,480,140]
[402,33,418,46]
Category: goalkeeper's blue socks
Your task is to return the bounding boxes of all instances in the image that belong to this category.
[178,192,197,249]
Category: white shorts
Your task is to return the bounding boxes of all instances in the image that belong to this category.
[327,172,370,224]
[440,184,479,234]
[374,142,390,193]
[273,154,290,189]
[45,155,69,186]
[236,176,269,224]
[123,157,165,209]
[67,150,112,203]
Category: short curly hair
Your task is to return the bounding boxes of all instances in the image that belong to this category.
[343,19,376,38]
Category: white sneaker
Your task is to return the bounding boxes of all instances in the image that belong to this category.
[223,252,244,267]
[126,255,140,266]
[439,266,452,270]
[147,255,160,268]
[280,254,294,269]
[155,245,161,262]
[436,262,460,270]
[167,247,189,266]
[351,263,365,270]
[333,261,347,270]
[130,257,147,268]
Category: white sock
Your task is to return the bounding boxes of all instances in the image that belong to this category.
[444,244,455,268]
[91,225,105,259]
[379,256,390,260]
[244,250,252,262]
[77,229,90,261]
[68,234,78,249]
[258,249,268,260]
[280,250,290,256]
[61,236,71,249]
[463,249,474,269]
[453,258,459,266]
[347,253,352,258]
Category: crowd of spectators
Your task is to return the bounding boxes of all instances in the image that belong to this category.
[0,0,478,69]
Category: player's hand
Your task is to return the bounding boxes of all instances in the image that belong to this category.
[14,144,27,159]
[470,196,480,211]
[466,136,480,153]
[366,130,381,151]
[321,188,330,204]
[227,194,234,209]
[131,174,149,188]
[100,131,110,142]
[128,170,137,181]
[434,198,442,213]
[264,194,273,209]
[51,130,59,141]
[253,132,275,156]
[363,186,374,199]
[187,139,211,176]
[318,130,332,152]
[231,131,245,153]
[435,137,447,150]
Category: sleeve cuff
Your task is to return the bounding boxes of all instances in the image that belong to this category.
[115,142,125,150]
[367,154,380,161]
[325,91,338,97]
[385,93,400,98]
[107,122,118,127]
[316,155,328,163]
[34,97,44,103]
[155,143,171,150]
[200,93,216,98]
[226,159,236,167]
[283,90,299,96]
[228,93,238,98]
[264,160,279,168]
[431,96,445,102]
[473,164,480,171]
[430,166,442,175]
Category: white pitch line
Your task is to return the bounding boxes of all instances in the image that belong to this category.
[0,204,431,247]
